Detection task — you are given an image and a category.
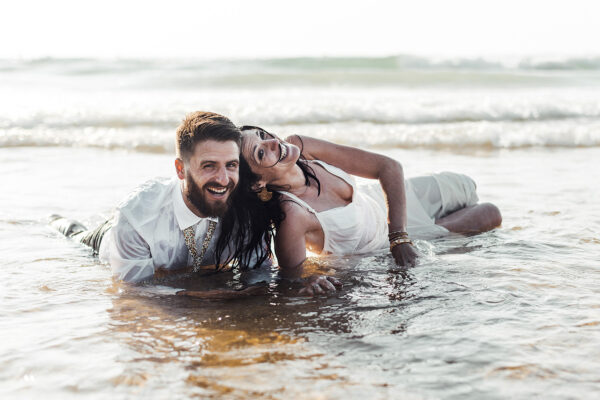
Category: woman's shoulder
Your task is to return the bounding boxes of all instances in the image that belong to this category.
[278,198,319,231]
[280,197,309,216]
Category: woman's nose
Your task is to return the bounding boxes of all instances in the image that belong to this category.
[267,139,279,151]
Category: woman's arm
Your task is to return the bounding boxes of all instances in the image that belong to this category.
[275,202,342,295]
[274,202,310,272]
[286,135,418,267]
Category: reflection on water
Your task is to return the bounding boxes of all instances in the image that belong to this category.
[107,288,309,397]
[98,255,430,398]
[3,216,600,399]
[102,260,348,396]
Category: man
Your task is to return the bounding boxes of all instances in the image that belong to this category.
[52,111,257,284]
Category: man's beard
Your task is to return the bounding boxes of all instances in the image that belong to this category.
[186,176,235,218]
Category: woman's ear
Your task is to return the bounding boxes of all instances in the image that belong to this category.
[175,158,185,180]
[251,179,267,192]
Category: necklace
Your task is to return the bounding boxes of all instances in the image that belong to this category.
[182,220,217,273]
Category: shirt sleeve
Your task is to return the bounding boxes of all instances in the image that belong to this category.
[107,212,155,283]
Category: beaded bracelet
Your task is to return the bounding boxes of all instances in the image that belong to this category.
[388,230,409,241]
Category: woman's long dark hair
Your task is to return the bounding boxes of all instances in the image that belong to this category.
[214,126,321,269]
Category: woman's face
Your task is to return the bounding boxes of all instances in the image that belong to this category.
[241,129,301,182]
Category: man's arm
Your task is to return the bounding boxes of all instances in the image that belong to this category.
[107,213,155,283]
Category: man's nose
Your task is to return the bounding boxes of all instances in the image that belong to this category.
[214,167,229,186]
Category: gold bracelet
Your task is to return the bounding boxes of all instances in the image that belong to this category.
[390,237,412,250]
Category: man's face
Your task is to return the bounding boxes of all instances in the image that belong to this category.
[176,139,240,218]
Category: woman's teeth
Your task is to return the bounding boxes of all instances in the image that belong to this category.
[279,143,288,162]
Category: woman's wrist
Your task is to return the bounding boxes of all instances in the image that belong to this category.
[388,230,409,240]
[390,238,413,250]
[389,230,412,250]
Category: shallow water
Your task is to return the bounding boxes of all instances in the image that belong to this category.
[2,145,599,399]
[2,56,600,398]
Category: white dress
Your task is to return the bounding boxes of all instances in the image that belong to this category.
[278,160,479,255]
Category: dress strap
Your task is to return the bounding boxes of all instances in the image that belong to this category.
[311,160,356,189]
[277,191,318,214]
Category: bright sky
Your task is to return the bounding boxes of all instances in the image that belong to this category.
[1,0,598,59]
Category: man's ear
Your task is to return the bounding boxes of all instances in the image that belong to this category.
[175,158,185,180]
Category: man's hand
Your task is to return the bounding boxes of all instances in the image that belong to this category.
[391,243,419,268]
[298,275,343,296]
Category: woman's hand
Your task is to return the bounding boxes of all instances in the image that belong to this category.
[298,275,343,296]
[391,243,419,268]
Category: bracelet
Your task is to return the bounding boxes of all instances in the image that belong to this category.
[390,237,413,250]
[388,230,409,241]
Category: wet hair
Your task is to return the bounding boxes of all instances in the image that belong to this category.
[175,111,241,161]
[214,156,279,269]
[213,125,321,269]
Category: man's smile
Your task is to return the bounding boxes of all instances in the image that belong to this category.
[204,183,233,198]
[207,186,227,194]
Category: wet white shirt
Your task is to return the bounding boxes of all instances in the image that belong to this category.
[99,177,229,283]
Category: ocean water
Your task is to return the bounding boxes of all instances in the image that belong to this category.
[1,56,599,399]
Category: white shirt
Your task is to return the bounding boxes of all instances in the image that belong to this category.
[99,176,229,283]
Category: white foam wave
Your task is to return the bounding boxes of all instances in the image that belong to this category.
[2,77,599,152]
[0,127,174,153]
[3,120,599,152]
[2,93,599,129]
[305,120,600,149]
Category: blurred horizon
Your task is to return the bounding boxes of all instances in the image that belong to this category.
[3,53,600,70]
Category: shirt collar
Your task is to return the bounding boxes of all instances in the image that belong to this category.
[172,180,218,230]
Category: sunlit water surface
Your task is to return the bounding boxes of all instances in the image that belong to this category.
[1,146,599,399]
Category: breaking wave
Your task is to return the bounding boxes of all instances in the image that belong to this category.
[3,119,599,152]
[2,96,599,129]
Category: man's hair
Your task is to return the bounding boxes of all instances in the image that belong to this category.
[175,111,241,160]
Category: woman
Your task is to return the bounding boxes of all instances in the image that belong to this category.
[234,126,502,295]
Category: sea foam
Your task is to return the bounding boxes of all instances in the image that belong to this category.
[3,119,599,152]
[1,56,599,152]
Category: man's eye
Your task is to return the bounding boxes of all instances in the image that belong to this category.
[258,149,264,161]
[227,162,238,169]
[203,165,214,170]
[259,131,265,139]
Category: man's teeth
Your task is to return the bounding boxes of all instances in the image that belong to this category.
[208,187,227,194]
